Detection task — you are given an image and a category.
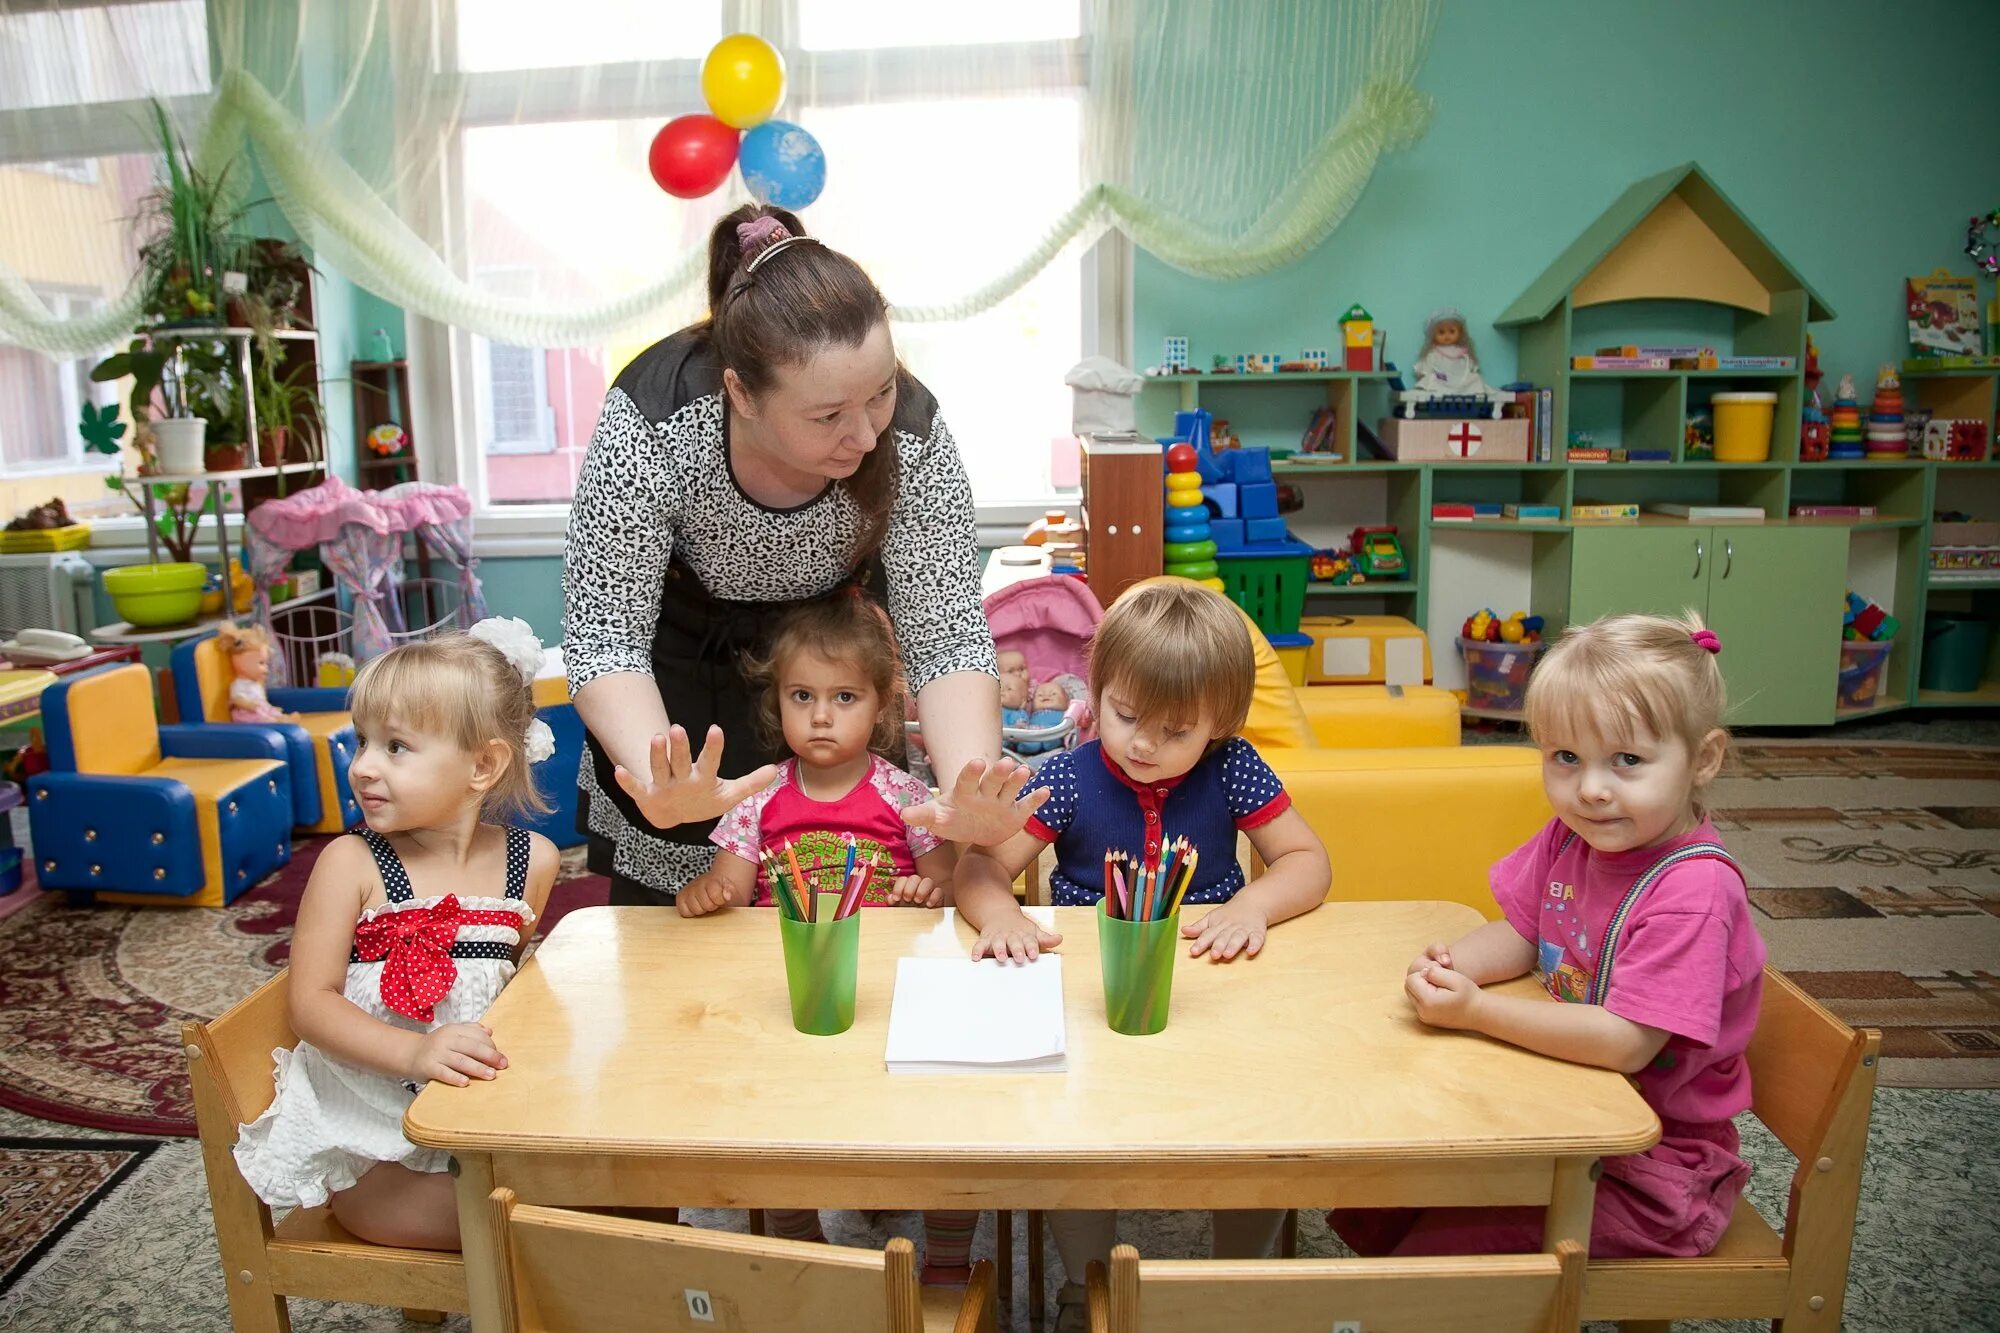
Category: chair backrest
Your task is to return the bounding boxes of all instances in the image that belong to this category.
[188,970,297,1127]
[46,663,160,775]
[1122,573,1319,751]
[1093,1241,1584,1333]
[169,633,236,725]
[490,1190,928,1333]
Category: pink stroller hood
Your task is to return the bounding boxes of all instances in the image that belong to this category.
[983,575,1101,687]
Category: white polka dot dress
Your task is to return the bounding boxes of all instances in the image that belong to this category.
[233,827,535,1210]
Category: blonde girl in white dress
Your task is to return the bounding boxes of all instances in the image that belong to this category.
[234,617,560,1250]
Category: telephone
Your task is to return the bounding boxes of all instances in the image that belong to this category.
[0,629,92,665]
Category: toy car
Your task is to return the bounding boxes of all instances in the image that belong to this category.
[1349,525,1406,579]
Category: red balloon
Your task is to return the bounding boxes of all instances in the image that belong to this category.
[1165,442,1199,472]
[649,114,739,199]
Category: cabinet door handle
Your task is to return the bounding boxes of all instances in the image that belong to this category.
[1722,538,1733,579]
[1693,539,1704,580]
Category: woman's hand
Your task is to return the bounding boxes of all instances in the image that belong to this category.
[885,875,945,907]
[613,724,777,832]
[902,758,1050,849]
[1182,900,1271,962]
[970,909,1063,963]
[406,1022,506,1087]
[676,871,740,917]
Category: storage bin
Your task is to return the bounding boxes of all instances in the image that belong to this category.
[1920,614,1991,694]
[1268,632,1311,686]
[1216,536,1312,636]
[1837,637,1895,711]
[1711,392,1777,462]
[1459,636,1544,713]
[1301,616,1432,685]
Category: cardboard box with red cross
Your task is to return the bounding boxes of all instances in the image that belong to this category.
[1375,416,1531,462]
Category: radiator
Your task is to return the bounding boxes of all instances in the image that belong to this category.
[0,552,96,637]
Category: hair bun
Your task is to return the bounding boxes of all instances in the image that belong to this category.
[736,214,791,265]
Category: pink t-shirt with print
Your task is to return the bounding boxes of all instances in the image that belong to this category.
[711,755,940,907]
[1491,817,1766,1127]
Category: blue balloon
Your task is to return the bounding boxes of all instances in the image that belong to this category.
[738,120,826,209]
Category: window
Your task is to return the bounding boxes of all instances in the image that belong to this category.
[0,0,209,113]
[0,288,116,473]
[437,2,1089,516]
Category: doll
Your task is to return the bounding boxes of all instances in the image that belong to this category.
[1412,307,1496,398]
[999,671,1032,730]
[216,621,295,723]
[1011,681,1072,756]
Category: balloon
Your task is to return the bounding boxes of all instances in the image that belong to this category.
[702,33,785,130]
[738,120,826,209]
[648,114,739,199]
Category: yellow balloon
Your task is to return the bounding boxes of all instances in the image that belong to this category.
[702,34,786,130]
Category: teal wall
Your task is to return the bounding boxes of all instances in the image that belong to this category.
[476,557,566,640]
[1134,0,2000,391]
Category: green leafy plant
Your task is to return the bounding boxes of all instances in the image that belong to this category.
[134,101,251,327]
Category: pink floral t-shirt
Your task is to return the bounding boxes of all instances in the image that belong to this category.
[1491,817,1766,1127]
[710,756,940,907]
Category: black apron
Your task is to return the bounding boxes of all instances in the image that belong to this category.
[581,553,886,896]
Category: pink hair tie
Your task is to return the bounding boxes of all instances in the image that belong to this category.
[737,215,789,252]
[1690,629,1722,654]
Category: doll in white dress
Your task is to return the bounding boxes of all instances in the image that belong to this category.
[233,616,559,1250]
[1400,307,1504,418]
[216,621,294,723]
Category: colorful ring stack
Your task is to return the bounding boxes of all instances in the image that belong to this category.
[1827,388,1864,459]
[1864,372,1906,457]
[1162,442,1224,592]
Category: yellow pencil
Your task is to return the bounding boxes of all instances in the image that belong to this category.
[1164,849,1199,917]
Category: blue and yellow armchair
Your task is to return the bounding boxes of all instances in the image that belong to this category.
[169,634,359,834]
[28,664,293,907]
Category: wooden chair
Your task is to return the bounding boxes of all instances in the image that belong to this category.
[1583,966,1880,1331]
[1086,1239,1585,1332]
[184,971,467,1330]
[489,1187,999,1332]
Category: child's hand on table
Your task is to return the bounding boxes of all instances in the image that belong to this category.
[1182,899,1270,962]
[676,871,740,918]
[885,874,945,907]
[409,1022,506,1087]
[1407,942,1454,975]
[970,909,1063,963]
[1405,962,1485,1030]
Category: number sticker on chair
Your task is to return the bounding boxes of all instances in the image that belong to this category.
[684,1288,716,1321]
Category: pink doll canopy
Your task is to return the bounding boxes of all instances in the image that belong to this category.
[374,480,488,629]
[982,573,1101,694]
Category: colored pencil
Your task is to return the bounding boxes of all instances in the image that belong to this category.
[784,841,812,921]
[1102,850,1116,917]
[763,850,798,920]
[834,847,871,921]
[1165,849,1199,918]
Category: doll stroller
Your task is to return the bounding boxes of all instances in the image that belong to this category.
[905,574,1101,783]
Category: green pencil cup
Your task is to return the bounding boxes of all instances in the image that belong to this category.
[1097,900,1180,1036]
[779,895,860,1036]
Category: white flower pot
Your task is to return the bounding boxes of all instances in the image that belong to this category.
[153,417,208,473]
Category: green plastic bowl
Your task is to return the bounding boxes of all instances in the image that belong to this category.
[102,562,206,627]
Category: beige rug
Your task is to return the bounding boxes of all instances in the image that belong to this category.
[1710,741,2000,1089]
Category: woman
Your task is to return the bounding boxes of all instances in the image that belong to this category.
[563,205,1034,902]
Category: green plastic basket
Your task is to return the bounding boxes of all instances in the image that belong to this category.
[1217,550,1310,637]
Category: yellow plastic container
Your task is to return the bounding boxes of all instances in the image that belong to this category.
[1711,392,1777,461]
[1268,632,1310,686]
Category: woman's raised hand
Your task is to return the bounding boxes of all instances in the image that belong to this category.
[613,724,777,831]
[901,757,1050,849]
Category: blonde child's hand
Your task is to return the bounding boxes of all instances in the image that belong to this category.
[1405,963,1484,1031]
[1408,941,1454,976]
[1182,899,1270,962]
[885,874,944,907]
[971,911,1063,963]
[676,871,739,918]
[408,1022,505,1087]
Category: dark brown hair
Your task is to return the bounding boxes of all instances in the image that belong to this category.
[744,590,905,760]
[703,203,900,560]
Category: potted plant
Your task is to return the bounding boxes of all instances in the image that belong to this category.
[133,102,250,329]
[252,358,325,471]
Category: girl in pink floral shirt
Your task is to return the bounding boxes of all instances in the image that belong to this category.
[676,592,974,1282]
[1336,612,1765,1260]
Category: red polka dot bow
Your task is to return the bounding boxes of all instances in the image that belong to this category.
[352,896,473,1022]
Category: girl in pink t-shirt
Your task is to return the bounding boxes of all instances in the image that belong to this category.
[1335,612,1765,1260]
[676,591,972,1281]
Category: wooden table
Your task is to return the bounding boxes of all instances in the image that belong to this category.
[407,901,1657,1328]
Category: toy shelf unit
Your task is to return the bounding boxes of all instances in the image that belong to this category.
[352,359,417,490]
[1136,366,1396,461]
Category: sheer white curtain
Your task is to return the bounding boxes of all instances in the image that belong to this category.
[0,0,1438,507]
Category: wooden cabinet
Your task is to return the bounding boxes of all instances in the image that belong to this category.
[1079,435,1164,608]
[1570,524,1845,725]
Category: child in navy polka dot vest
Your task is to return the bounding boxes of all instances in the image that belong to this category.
[954,580,1331,1321]
[234,620,559,1252]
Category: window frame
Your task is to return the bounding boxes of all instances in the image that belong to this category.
[411,0,1118,553]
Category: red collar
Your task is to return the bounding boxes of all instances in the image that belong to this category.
[1096,742,1187,796]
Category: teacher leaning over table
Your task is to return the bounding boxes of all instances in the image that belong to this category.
[562,204,1043,904]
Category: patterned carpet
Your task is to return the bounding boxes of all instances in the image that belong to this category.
[0,1136,158,1296]
[1710,741,2000,1089]
[0,841,608,1135]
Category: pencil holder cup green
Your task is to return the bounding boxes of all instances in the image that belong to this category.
[1097,900,1180,1036]
[779,895,860,1036]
